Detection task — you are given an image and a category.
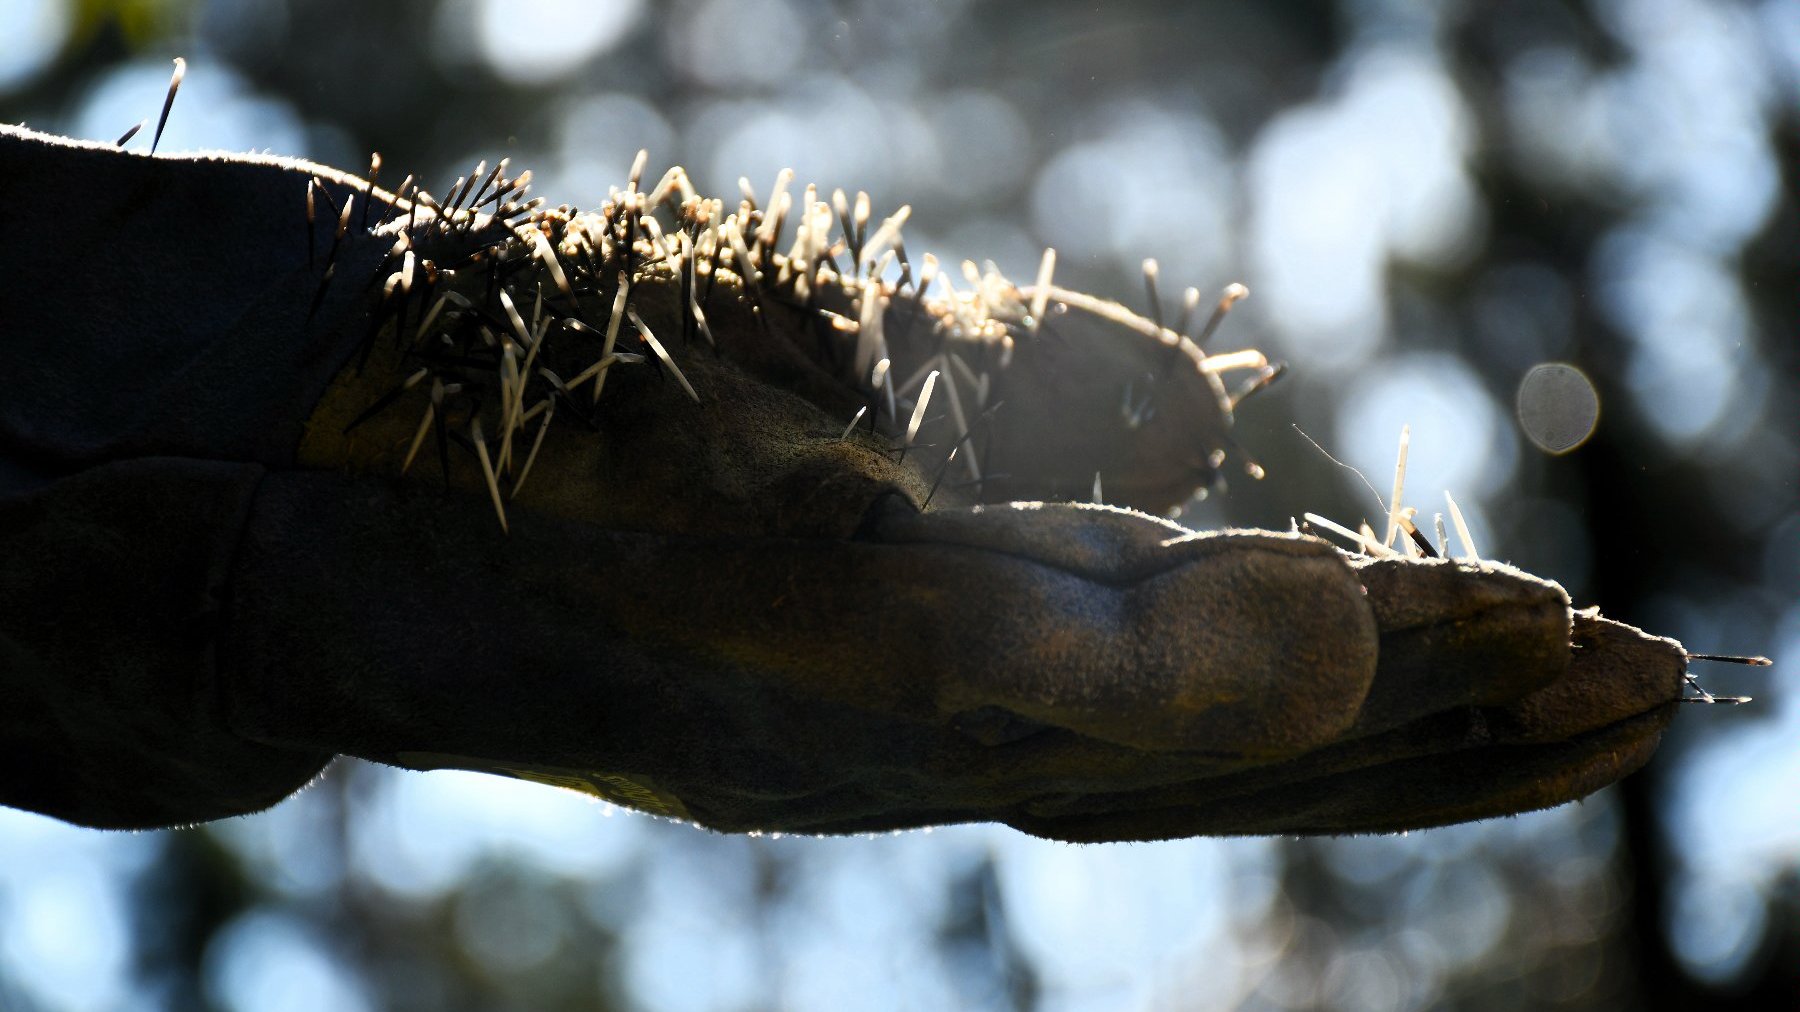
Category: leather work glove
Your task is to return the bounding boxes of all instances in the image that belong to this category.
[0,124,1692,842]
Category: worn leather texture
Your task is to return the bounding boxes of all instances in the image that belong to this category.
[0,125,1685,840]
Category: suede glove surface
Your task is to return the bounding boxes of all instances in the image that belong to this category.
[0,125,1686,841]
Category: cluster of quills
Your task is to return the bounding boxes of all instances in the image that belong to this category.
[305,146,1280,533]
[1293,424,1482,564]
[1290,426,1764,704]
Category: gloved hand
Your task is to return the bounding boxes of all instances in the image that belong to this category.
[0,123,1689,841]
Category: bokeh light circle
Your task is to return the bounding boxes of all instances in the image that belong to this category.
[1516,362,1600,454]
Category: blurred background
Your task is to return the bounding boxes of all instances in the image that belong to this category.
[1,0,1796,1008]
